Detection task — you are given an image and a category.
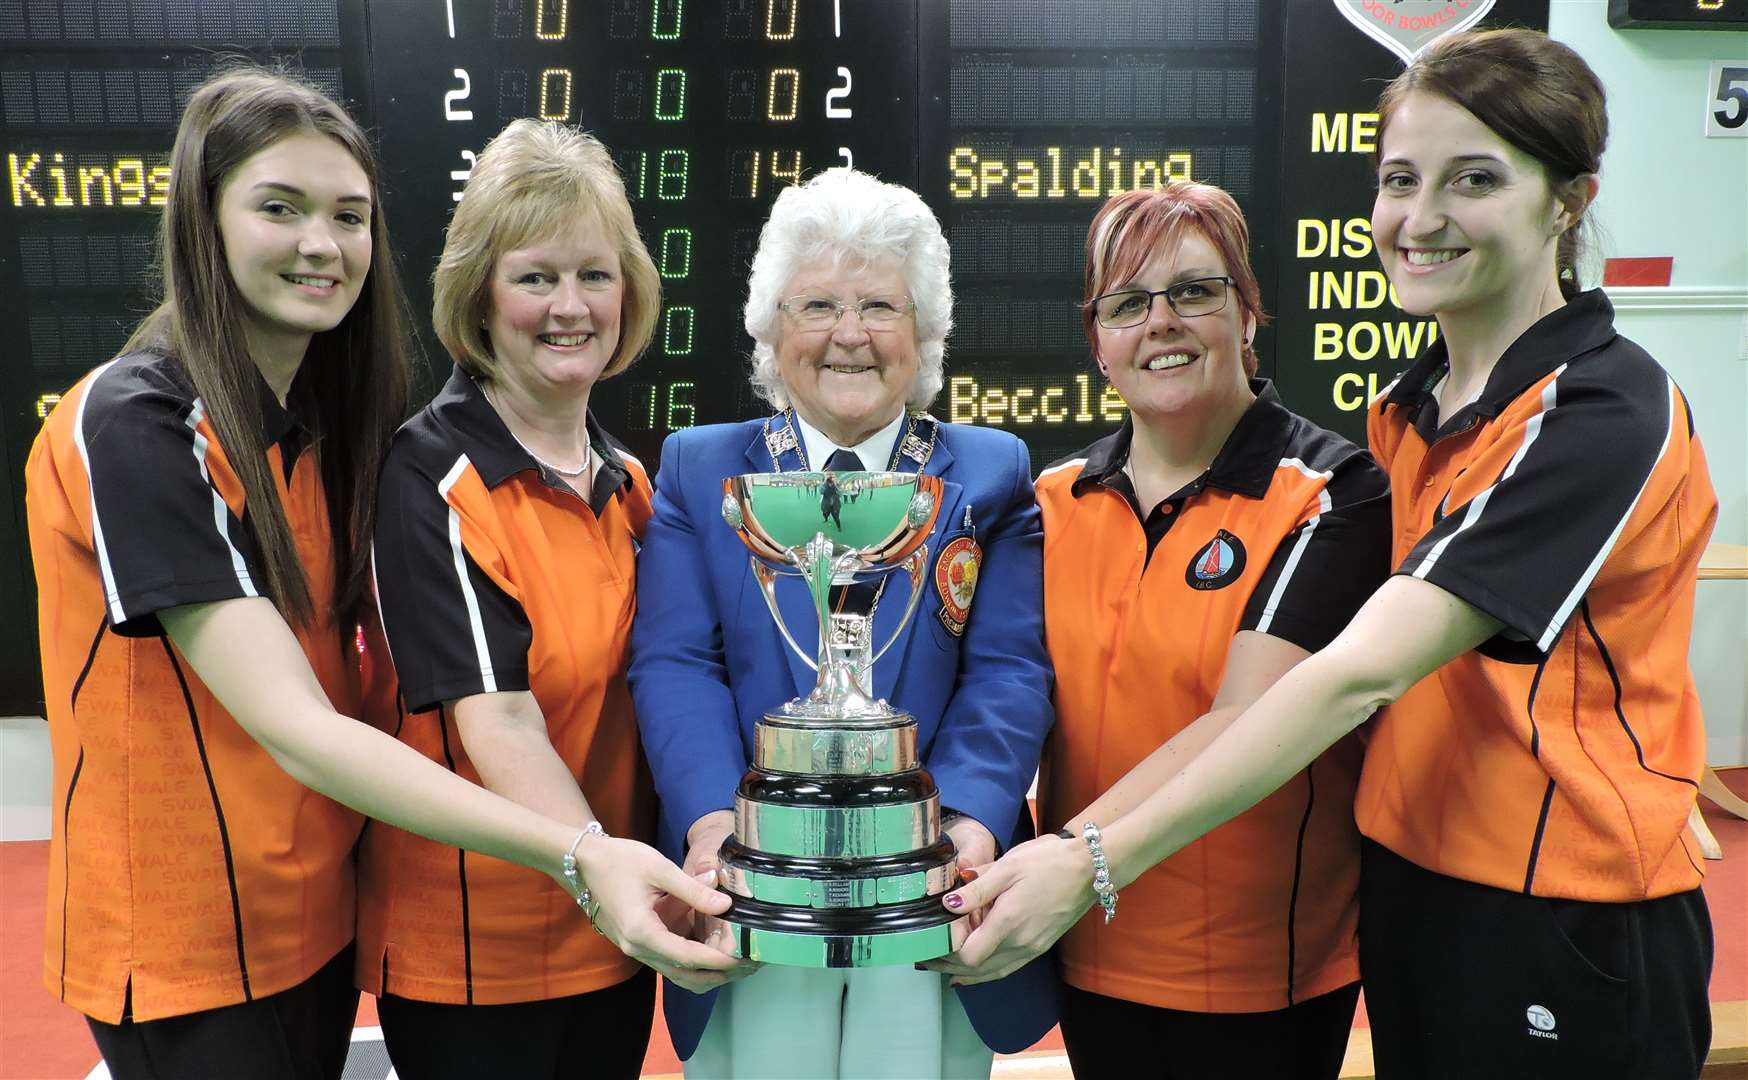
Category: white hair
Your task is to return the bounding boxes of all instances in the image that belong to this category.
[742,167,952,412]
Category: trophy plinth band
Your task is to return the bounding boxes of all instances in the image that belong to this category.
[719,471,964,968]
[714,894,961,968]
[752,714,918,775]
[732,768,940,858]
[715,836,959,907]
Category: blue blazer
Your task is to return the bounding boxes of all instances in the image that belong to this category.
[628,416,1060,1060]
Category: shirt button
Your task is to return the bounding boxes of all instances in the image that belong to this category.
[1423,476,1436,487]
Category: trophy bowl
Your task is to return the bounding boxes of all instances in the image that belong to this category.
[716,470,965,967]
[723,471,940,570]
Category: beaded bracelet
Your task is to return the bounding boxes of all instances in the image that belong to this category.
[1056,823,1118,923]
[1082,823,1118,923]
[561,821,606,914]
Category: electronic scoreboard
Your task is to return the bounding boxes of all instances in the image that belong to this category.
[1609,0,1747,30]
[368,0,925,444]
[0,0,1548,712]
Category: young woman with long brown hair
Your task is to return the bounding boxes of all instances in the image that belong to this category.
[26,68,731,1080]
[358,119,752,1080]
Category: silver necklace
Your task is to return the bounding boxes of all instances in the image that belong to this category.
[484,383,591,478]
[523,437,591,478]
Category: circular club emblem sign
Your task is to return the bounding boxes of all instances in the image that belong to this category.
[1185,529,1247,590]
[934,535,982,636]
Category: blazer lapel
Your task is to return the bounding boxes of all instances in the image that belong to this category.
[872,435,961,703]
[744,424,776,473]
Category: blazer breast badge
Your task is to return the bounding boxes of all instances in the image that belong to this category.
[934,533,982,636]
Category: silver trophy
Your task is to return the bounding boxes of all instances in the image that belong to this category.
[716,470,965,967]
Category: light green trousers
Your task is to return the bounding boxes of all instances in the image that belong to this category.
[683,965,994,1080]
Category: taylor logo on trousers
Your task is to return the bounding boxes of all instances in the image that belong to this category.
[1526,1004,1558,1040]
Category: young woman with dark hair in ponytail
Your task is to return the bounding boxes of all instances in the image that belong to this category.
[26,67,732,1080]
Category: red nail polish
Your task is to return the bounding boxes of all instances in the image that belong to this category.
[945,893,964,910]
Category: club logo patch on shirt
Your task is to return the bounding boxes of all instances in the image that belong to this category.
[1185,530,1247,590]
[935,535,982,636]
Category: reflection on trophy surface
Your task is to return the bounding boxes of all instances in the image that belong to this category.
[717,469,966,967]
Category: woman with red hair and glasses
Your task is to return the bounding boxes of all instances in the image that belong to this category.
[929,182,1392,1078]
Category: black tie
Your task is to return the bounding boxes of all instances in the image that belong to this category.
[820,449,877,614]
[823,448,863,472]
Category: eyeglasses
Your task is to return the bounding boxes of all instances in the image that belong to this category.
[779,294,917,330]
[1087,276,1235,329]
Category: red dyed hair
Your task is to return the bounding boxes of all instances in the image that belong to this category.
[1081,183,1268,376]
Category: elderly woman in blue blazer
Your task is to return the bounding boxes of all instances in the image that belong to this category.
[628,167,1058,1079]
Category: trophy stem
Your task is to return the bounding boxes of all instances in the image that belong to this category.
[805,666,880,716]
[799,532,873,715]
[803,532,836,643]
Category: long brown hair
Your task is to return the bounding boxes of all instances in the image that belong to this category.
[123,66,412,629]
[1375,29,1608,299]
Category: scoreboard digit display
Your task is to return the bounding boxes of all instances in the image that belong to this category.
[367,0,919,445]
[0,0,1547,713]
[363,0,1278,470]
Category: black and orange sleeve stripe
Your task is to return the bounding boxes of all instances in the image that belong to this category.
[1396,351,1678,652]
[75,357,262,638]
[1241,439,1391,654]
[372,440,531,713]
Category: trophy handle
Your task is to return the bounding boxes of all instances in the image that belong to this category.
[858,545,930,676]
[751,557,819,673]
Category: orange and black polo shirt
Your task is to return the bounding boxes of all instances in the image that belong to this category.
[26,349,367,1024]
[357,366,655,1005]
[1361,289,1717,902]
[1037,380,1391,1013]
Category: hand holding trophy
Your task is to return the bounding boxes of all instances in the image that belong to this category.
[715,467,967,966]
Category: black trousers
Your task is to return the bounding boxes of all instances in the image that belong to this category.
[377,967,656,1080]
[1059,979,1360,1080]
[1359,839,1712,1080]
[87,944,357,1080]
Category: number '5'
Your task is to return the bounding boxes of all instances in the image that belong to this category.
[1716,66,1748,130]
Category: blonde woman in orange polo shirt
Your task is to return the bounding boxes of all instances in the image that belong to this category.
[938,30,1716,1080]
[932,183,1392,1078]
[27,72,729,1080]
[359,120,748,1080]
